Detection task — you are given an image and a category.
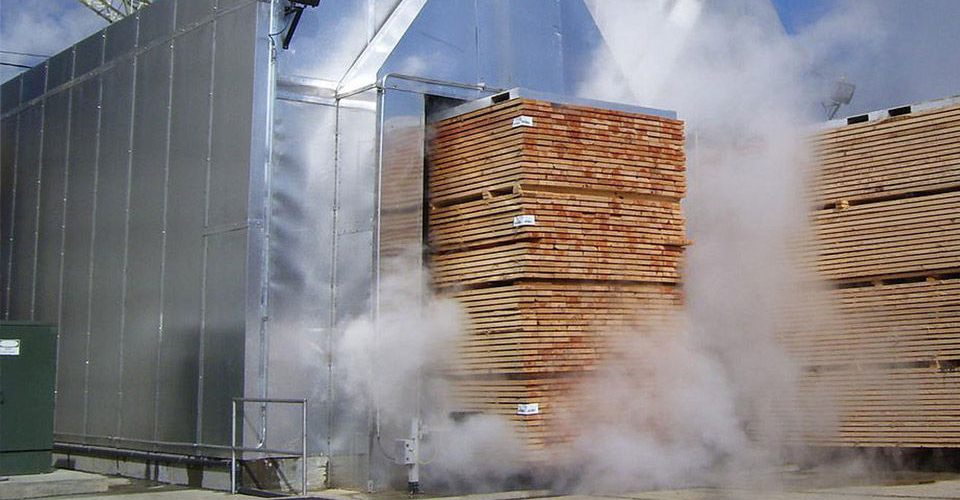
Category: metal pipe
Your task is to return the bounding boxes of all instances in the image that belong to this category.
[380,72,500,93]
[54,432,234,452]
[232,398,238,494]
[231,447,304,455]
[241,398,308,404]
[335,72,502,101]
[360,72,503,492]
[302,402,308,495]
[54,442,230,468]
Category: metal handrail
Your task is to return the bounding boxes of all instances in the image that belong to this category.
[231,397,308,496]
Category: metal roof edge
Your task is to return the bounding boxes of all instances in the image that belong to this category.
[816,94,960,131]
[428,87,678,123]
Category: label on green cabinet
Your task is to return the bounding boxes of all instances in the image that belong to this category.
[0,338,21,355]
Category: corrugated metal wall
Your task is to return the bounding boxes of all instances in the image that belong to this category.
[1,0,640,488]
[0,0,266,453]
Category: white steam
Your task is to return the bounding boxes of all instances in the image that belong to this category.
[336,262,461,422]
[334,256,524,491]
[560,325,748,492]
[560,0,874,491]
[336,0,905,493]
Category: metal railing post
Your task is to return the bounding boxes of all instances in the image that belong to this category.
[231,399,237,494]
[230,397,309,496]
[302,402,308,495]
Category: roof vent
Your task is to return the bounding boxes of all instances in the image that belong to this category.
[847,114,869,125]
[888,105,912,117]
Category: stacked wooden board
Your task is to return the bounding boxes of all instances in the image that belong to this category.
[427,97,686,457]
[380,119,426,259]
[783,100,960,448]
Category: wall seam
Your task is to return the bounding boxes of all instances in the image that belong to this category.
[196,7,219,449]
[80,32,106,438]
[53,48,76,423]
[29,91,48,320]
[3,99,22,319]
[152,0,178,447]
[115,16,141,439]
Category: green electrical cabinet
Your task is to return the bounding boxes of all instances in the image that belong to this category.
[0,322,57,475]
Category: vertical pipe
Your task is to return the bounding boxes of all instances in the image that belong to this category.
[407,417,420,494]
[302,400,308,495]
[231,399,237,494]
[255,0,282,451]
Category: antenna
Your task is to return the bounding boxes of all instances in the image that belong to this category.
[77,0,152,23]
[823,78,856,120]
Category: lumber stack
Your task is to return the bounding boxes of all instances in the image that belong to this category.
[785,101,960,448]
[427,97,686,458]
[380,117,426,259]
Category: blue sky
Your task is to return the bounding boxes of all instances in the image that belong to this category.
[1,0,959,117]
[771,0,836,35]
[0,0,106,81]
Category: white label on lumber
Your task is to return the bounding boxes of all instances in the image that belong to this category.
[513,215,536,227]
[517,403,539,415]
[0,339,20,356]
[512,115,534,128]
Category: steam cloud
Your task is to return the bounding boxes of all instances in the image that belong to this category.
[336,0,906,494]
[334,257,524,491]
[564,0,881,491]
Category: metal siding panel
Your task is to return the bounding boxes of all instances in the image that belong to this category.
[329,228,373,471]
[240,0,271,432]
[559,0,608,95]
[85,63,134,440]
[328,104,377,465]
[1,77,21,114]
[119,44,172,442]
[265,99,337,453]
[156,24,213,445]
[334,230,373,335]
[476,0,565,93]
[20,64,48,103]
[138,0,176,47]
[208,6,256,227]
[274,0,374,81]
[34,91,69,323]
[217,0,254,11]
[47,48,75,90]
[55,77,101,439]
[1,115,18,317]
[336,106,379,236]
[104,14,138,63]
[74,32,105,77]
[379,0,478,85]
[10,104,42,319]
[177,0,216,30]
[335,104,377,323]
[201,229,247,446]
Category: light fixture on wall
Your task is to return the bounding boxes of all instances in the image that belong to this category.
[281,0,321,50]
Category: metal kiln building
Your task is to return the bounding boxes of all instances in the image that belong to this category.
[0,0,658,487]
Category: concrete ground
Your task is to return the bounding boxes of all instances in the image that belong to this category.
[4,469,960,499]
[0,469,129,499]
